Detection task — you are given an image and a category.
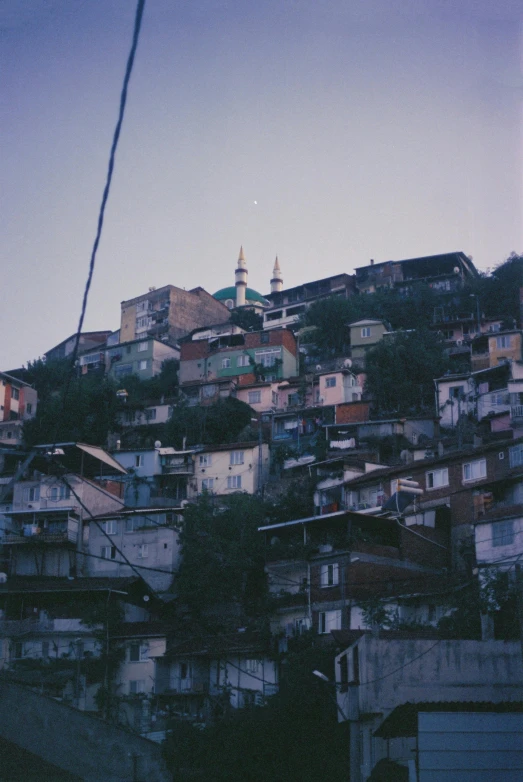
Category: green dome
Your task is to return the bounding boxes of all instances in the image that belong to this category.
[213,286,270,306]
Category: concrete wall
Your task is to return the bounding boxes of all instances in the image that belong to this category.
[117,636,167,696]
[0,680,171,782]
[195,444,269,495]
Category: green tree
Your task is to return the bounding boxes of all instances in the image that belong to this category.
[163,636,349,781]
[364,329,449,416]
[174,493,269,627]
[164,396,254,448]
[230,308,264,332]
[22,358,120,447]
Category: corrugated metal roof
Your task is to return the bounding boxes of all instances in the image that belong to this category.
[375,701,523,738]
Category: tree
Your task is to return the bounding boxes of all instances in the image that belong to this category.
[364,329,449,416]
[22,358,120,447]
[164,396,254,448]
[230,308,264,332]
[162,636,349,781]
[174,493,269,627]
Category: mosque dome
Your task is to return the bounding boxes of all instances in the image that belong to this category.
[213,286,270,310]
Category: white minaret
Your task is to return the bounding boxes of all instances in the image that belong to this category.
[235,245,248,307]
[270,256,283,293]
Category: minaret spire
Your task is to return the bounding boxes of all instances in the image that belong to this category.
[270,255,283,293]
[235,245,248,307]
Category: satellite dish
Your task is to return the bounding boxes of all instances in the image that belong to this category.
[343,359,352,368]
[0,573,7,584]
[315,364,322,371]
[154,441,162,449]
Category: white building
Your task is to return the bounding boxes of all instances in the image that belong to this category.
[194,442,270,496]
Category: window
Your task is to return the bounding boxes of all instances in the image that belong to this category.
[126,516,145,532]
[509,444,523,468]
[139,360,148,371]
[42,641,49,660]
[137,544,148,559]
[325,377,337,388]
[426,468,449,489]
[448,386,464,399]
[101,546,116,560]
[254,348,281,367]
[145,408,156,421]
[320,563,339,587]
[245,659,261,674]
[496,335,511,349]
[129,680,145,694]
[221,358,231,368]
[492,520,515,547]
[49,485,70,501]
[463,459,486,482]
[102,520,118,535]
[318,609,342,634]
[260,333,270,344]
[137,341,148,352]
[23,486,40,502]
[202,478,214,491]
[11,387,20,400]
[227,475,242,489]
[26,403,32,415]
[237,355,250,367]
[199,454,212,467]
[134,454,144,468]
[248,391,261,404]
[11,641,24,660]
[230,451,244,465]
[288,393,299,406]
[361,327,371,338]
[130,642,149,662]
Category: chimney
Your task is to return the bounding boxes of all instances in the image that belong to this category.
[370,259,374,265]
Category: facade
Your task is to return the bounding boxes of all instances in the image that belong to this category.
[120,284,229,346]
[235,381,280,413]
[194,442,269,496]
[316,369,362,406]
[334,633,523,782]
[354,251,479,295]
[155,632,279,720]
[435,364,512,429]
[111,446,198,507]
[471,329,523,371]
[88,508,183,592]
[0,372,37,444]
[262,273,356,331]
[107,338,179,381]
[118,401,174,428]
[348,320,389,364]
[179,328,299,385]
[3,474,124,577]
[260,508,448,641]
[44,331,113,363]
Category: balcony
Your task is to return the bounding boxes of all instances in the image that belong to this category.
[0,617,88,636]
[511,405,523,420]
[168,677,209,694]
[3,512,79,545]
[161,462,194,476]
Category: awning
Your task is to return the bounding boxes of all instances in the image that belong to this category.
[375,701,523,738]
[33,443,127,477]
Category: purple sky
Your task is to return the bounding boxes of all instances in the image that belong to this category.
[2,0,522,368]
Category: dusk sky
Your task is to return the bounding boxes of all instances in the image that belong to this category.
[2,0,523,369]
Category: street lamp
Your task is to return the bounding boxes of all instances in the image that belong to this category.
[313,669,360,782]
[312,669,348,721]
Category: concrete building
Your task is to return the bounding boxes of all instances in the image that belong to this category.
[120,284,229,346]
[106,338,179,381]
[44,331,113,363]
[155,631,279,721]
[471,329,523,371]
[262,272,356,331]
[0,372,37,445]
[194,441,269,496]
[111,445,198,507]
[348,320,389,365]
[435,364,512,430]
[179,328,299,385]
[88,508,183,592]
[334,633,523,781]
[354,252,479,295]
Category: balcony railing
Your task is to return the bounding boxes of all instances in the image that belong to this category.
[168,677,209,694]
[3,515,79,545]
[162,463,194,475]
[0,618,89,636]
[511,405,523,419]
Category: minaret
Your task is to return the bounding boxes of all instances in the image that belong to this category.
[270,256,283,293]
[235,245,248,307]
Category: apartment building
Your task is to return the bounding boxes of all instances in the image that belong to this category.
[0,372,37,444]
[107,338,179,381]
[193,442,269,496]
